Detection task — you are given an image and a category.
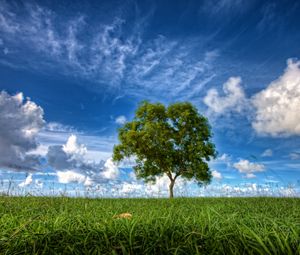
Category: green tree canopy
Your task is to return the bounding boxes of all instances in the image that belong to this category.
[113,101,217,198]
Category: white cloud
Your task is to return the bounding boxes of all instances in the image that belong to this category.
[129,171,137,180]
[252,59,300,137]
[57,170,86,184]
[62,134,87,156]
[245,173,256,179]
[109,173,192,198]
[0,91,44,171]
[47,135,99,172]
[101,158,119,179]
[19,174,33,187]
[212,170,222,180]
[115,115,127,125]
[261,149,273,157]
[26,144,49,157]
[202,0,248,15]
[145,174,190,197]
[47,135,119,185]
[289,152,300,160]
[117,156,137,168]
[84,177,93,187]
[45,122,76,133]
[128,36,219,98]
[38,128,116,163]
[35,179,43,188]
[204,49,219,62]
[120,182,144,195]
[218,153,230,161]
[203,76,246,114]
[0,2,219,100]
[233,159,265,178]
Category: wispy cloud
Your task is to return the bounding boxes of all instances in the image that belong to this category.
[289,152,300,160]
[200,0,253,19]
[261,149,273,157]
[0,1,219,100]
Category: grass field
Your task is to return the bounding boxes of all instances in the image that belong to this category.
[0,197,299,254]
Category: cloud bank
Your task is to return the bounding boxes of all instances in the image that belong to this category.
[0,91,44,171]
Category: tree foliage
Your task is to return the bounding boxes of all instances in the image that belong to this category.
[113,101,217,198]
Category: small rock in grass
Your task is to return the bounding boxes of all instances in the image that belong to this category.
[113,212,132,219]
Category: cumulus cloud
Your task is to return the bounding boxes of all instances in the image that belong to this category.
[212,170,222,180]
[46,135,119,185]
[112,173,192,197]
[63,134,87,156]
[19,174,33,187]
[120,182,144,195]
[233,159,265,178]
[145,174,190,197]
[252,59,300,137]
[57,170,93,186]
[261,149,273,157]
[203,77,246,114]
[0,91,44,171]
[115,115,127,125]
[101,158,119,179]
[47,135,95,171]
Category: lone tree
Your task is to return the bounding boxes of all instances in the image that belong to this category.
[113,101,217,198]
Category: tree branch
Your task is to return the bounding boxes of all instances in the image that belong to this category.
[174,172,180,181]
[166,171,173,181]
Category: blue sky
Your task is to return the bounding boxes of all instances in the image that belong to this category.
[0,0,300,197]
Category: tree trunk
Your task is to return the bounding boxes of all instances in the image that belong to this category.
[169,179,175,198]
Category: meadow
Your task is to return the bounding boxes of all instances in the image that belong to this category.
[0,197,299,254]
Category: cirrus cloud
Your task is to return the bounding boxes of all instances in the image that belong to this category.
[0,1,219,99]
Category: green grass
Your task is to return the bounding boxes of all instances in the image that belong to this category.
[0,197,299,254]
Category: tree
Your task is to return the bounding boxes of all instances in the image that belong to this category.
[113,101,217,198]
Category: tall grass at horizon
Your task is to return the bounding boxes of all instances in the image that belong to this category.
[0,197,299,254]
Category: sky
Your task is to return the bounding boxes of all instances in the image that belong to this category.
[0,0,300,197]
